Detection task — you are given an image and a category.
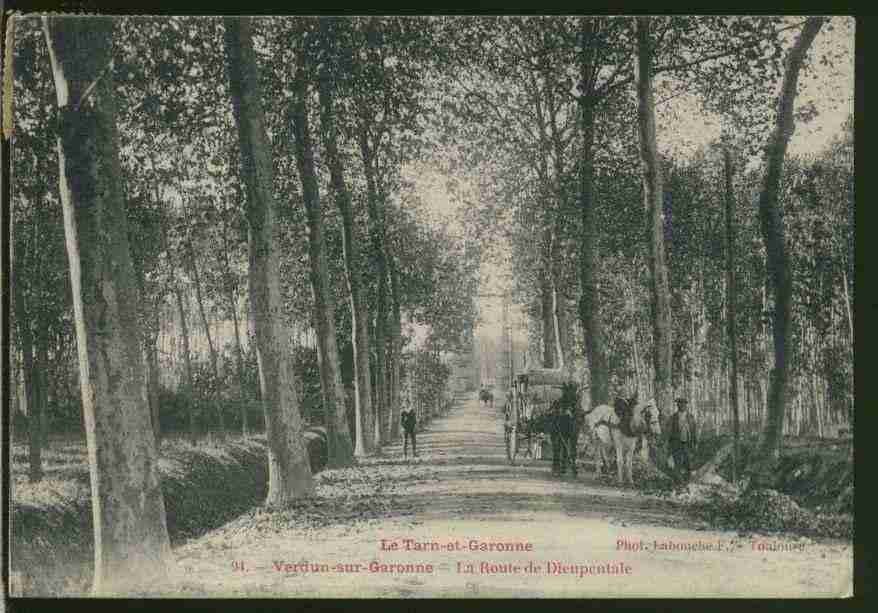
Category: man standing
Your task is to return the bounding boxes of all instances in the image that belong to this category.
[668,397,697,483]
[551,384,579,478]
[401,395,417,459]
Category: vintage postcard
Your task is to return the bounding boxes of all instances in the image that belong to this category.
[4,13,854,599]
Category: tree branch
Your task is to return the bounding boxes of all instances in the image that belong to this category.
[599,19,808,102]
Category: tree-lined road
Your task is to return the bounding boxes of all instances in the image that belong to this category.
[11,16,853,595]
[164,393,852,598]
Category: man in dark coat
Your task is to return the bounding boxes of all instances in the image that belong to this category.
[550,384,579,478]
[401,401,417,459]
[668,397,697,483]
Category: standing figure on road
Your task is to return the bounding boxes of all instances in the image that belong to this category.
[401,393,418,458]
[550,383,579,478]
[668,397,697,483]
[503,389,514,428]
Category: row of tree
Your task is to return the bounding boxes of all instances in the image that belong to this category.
[438,16,850,479]
[10,15,479,593]
[8,14,852,593]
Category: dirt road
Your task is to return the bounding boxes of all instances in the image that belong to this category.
[163,393,852,598]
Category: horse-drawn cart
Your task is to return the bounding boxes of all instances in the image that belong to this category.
[503,368,577,466]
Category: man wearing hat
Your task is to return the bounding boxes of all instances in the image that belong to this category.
[668,397,697,483]
[401,389,418,458]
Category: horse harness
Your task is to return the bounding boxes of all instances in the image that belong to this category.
[586,401,659,438]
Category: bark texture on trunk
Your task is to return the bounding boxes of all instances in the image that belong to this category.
[12,261,42,482]
[221,222,249,436]
[723,144,741,481]
[224,16,314,503]
[551,276,566,370]
[577,101,609,407]
[633,17,674,423]
[531,72,558,372]
[540,272,556,369]
[753,17,824,476]
[359,128,388,449]
[290,56,354,468]
[575,21,610,407]
[43,15,172,594]
[546,66,570,371]
[146,336,161,447]
[230,296,248,435]
[134,262,162,448]
[388,253,403,441]
[173,284,197,444]
[186,237,224,439]
[316,50,373,456]
[35,333,50,446]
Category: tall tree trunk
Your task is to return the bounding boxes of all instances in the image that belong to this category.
[723,143,741,481]
[540,271,556,368]
[839,269,853,423]
[290,55,354,468]
[173,283,197,445]
[546,65,570,370]
[388,253,403,441]
[134,260,162,448]
[631,320,643,395]
[752,17,824,481]
[688,296,698,403]
[530,69,560,372]
[146,332,161,447]
[841,267,853,350]
[220,221,249,436]
[224,16,314,503]
[35,329,50,447]
[43,16,172,594]
[229,291,248,436]
[633,17,674,424]
[316,48,373,456]
[185,238,225,440]
[12,264,42,482]
[10,348,20,438]
[806,324,820,436]
[576,99,609,407]
[552,277,566,370]
[359,127,388,450]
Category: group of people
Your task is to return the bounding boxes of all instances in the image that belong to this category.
[506,382,699,484]
[402,383,699,485]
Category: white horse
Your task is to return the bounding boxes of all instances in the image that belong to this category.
[584,399,662,485]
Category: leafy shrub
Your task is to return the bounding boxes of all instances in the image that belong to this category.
[691,487,853,540]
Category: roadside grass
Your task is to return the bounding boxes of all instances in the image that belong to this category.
[9,397,462,597]
[9,432,329,596]
[632,432,854,541]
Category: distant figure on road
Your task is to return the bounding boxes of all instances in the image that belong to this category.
[668,397,697,483]
[401,398,418,458]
